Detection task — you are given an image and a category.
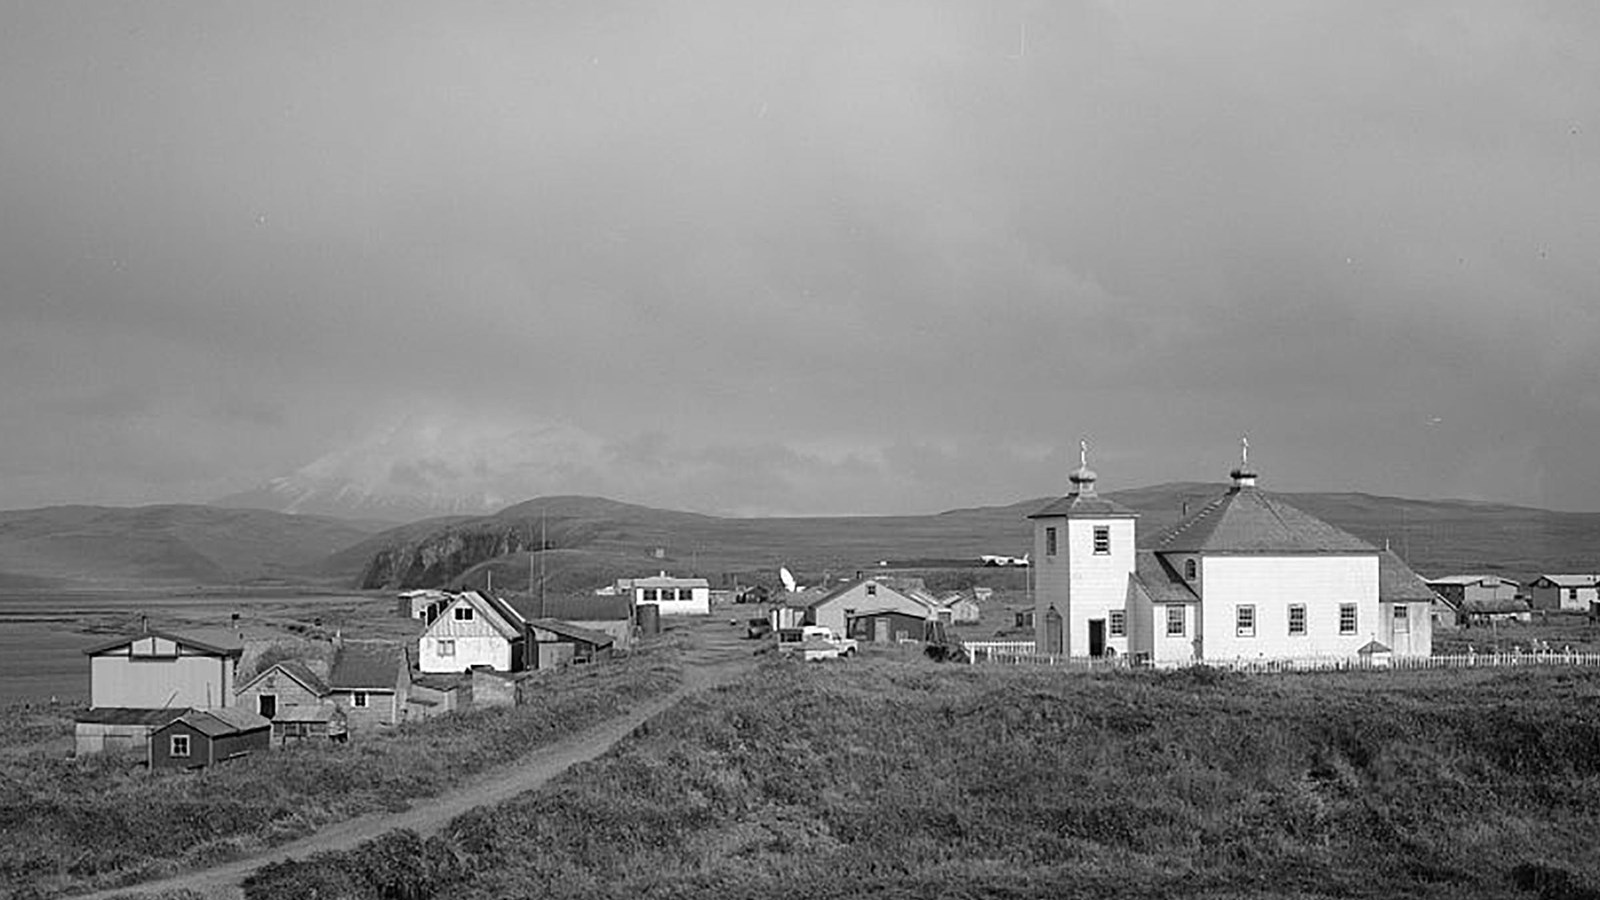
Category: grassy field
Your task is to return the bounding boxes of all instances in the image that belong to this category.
[0,638,683,899]
[245,654,1600,900]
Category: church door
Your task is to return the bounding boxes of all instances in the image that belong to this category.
[1088,619,1106,657]
[1045,608,1063,655]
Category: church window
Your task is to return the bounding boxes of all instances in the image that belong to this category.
[1184,558,1197,580]
[1236,605,1255,637]
[1288,604,1307,635]
[1046,527,1058,556]
[1339,604,1357,634]
[1093,526,1110,554]
[1165,605,1185,636]
[1109,610,1126,636]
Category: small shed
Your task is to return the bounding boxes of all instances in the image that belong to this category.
[528,619,616,668]
[74,708,188,756]
[149,707,271,770]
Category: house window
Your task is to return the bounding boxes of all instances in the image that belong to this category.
[1236,605,1255,637]
[1109,610,1126,637]
[1184,558,1197,580]
[170,734,190,758]
[680,589,696,601]
[642,589,658,602]
[258,694,277,719]
[1166,605,1185,636]
[1093,526,1111,555]
[866,584,877,597]
[1288,604,1307,635]
[352,691,369,708]
[437,639,456,657]
[454,606,473,621]
[1339,604,1357,635]
[1046,527,1058,557]
[1571,588,1580,601]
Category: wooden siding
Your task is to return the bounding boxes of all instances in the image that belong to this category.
[89,653,234,710]
[236,667,323,720]
[1199,555,1379,661]
[1033,517,1136,657]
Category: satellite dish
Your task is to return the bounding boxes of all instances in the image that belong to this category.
[780,566,798,593]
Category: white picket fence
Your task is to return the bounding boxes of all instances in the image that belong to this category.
[962,640,1600,673]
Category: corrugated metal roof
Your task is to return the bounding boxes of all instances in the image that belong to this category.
[1151,486,1374,554]
[328,644,404,691]
[74,707,189,726]
[1378,550,1441,603]
[160,707,271,737]
[507,595,634,622]
[529,618,616,647]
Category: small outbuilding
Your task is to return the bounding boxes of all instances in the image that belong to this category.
[149,707,271,770]
[846,610,933,644]
[1528,575,1600,612]
[527,618,616,668]
[74,707,188,757]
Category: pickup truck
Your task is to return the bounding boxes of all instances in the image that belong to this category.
[775,625,858,660]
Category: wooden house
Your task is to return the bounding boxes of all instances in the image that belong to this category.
[1425,575,1521,610]
[418,591,526,674]
[804,579,931,634]
[149,707,271,770]
[396,589,452,620]
[235,659,331,721]
[328,643,409,732]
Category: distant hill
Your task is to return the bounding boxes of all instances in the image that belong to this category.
[0,505,386,589]
[337,485,1600,594]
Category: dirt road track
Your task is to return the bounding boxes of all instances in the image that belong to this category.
[73,622,759,900]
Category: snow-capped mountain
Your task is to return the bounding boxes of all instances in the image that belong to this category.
[212,413,615,522]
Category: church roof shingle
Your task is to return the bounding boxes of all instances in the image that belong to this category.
[1151,486,1373,554]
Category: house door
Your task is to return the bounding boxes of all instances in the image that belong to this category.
[1045,608,1063,654]
[874,619,890,643]
[1088,619,1105,657]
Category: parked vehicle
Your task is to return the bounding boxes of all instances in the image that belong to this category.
[775,625,857,660]
[746,617,773,639]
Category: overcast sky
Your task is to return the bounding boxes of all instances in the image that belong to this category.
[2,2,1597,516]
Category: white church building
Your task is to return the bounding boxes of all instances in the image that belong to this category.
[1031,445,1435,664]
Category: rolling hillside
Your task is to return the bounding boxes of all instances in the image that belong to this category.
[335,486,1600,594]
[0,505,386,589]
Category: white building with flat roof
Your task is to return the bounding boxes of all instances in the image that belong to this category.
[628,572,711,615]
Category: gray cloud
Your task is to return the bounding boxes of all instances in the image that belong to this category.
[1,1,1597,513]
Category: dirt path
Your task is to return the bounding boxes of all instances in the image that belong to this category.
[77,620,761,900]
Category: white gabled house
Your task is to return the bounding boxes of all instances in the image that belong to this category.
[418,591,527,674]
[1032,445,1433,664]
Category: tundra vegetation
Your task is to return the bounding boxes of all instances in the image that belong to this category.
[0,640,682,899]
[248,657,1600,900]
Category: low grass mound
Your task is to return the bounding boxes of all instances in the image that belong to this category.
[0,640,682,898]
[248,660,1600,899]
